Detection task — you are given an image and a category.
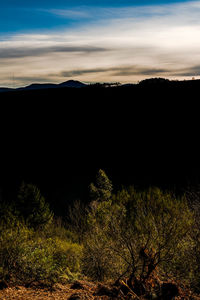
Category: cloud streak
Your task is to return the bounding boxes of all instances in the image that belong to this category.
[0,45,108,59]
[60,64,200,78]
[60,66,169,77]
[48,8,91,19]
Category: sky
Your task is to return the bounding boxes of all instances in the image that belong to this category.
[0,0,200,87]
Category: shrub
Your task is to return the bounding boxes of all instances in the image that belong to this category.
[17,237,82,286]
[82,200,125,281]
[82,187,194,283]
[0,224,32,283]
[110,187,194,281]
[0,223,82,286]
[39,217,76,243]
[82,224,124,282]
[66,200,89,243]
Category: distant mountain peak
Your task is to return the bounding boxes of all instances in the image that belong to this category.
[59,80,86,88]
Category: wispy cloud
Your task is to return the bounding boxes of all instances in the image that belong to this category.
[47,1,200,24]
[0,45,108,59]
[172,65,200,77]
[60,66,169,77]
[48,8,90,19]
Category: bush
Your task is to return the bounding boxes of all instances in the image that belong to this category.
[0,224,32,283]
[82,187,194,283]
[82,200,125,281]
[66,200,89,243]
[17,237,82,286]
[111,187,194,281]
[39,217,77,243]
[82,225,124,282]
[0,223,82,286]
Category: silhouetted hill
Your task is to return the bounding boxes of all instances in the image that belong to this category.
[18,83,57,91]
[0,87,13,92]
[59,80,86,88]
[139,77,170,86]
[0,80,87,93]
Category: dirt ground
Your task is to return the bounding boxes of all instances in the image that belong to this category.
[0,281,112,300]
[1,280,200,300]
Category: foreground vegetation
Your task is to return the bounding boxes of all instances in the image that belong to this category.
[1,170,200,298]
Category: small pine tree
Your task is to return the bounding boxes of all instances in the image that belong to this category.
[89,169,113,203]
[16,182,53,230]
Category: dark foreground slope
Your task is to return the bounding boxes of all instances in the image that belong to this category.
[0,78,199,209]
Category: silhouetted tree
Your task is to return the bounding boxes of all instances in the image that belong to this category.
[16,182,53,230]
[89,169,113,203]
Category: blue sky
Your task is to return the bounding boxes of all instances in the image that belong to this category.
[0,0,192,33]
[0,0,200,86]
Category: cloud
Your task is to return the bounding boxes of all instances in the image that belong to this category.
[111,66,169,76]
[47,3,200,22]
[172,65,200,77]
[0,45,108,59]
[60,68,107,77]
[48,9,90,19]
[2,1,200,87]
[60,66,169,77]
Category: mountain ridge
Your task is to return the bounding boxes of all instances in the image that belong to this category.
[0,79,87,93]
[1,77,200,93]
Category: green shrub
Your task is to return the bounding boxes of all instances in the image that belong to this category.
[0,223,82,286]
[82,200,125,281]
[82,227,124,282]
[38,217,77,243]
[82,186,194,283]
[66,200,89,243]
[17,237,82,286]
[111,187,194,281]
[0,224,32,283]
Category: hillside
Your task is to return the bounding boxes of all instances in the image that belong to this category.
[0,77,199,209]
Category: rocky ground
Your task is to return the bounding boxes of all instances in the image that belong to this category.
[0,280,116,300]
[0,281,99,300]
[1,280,200,300]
